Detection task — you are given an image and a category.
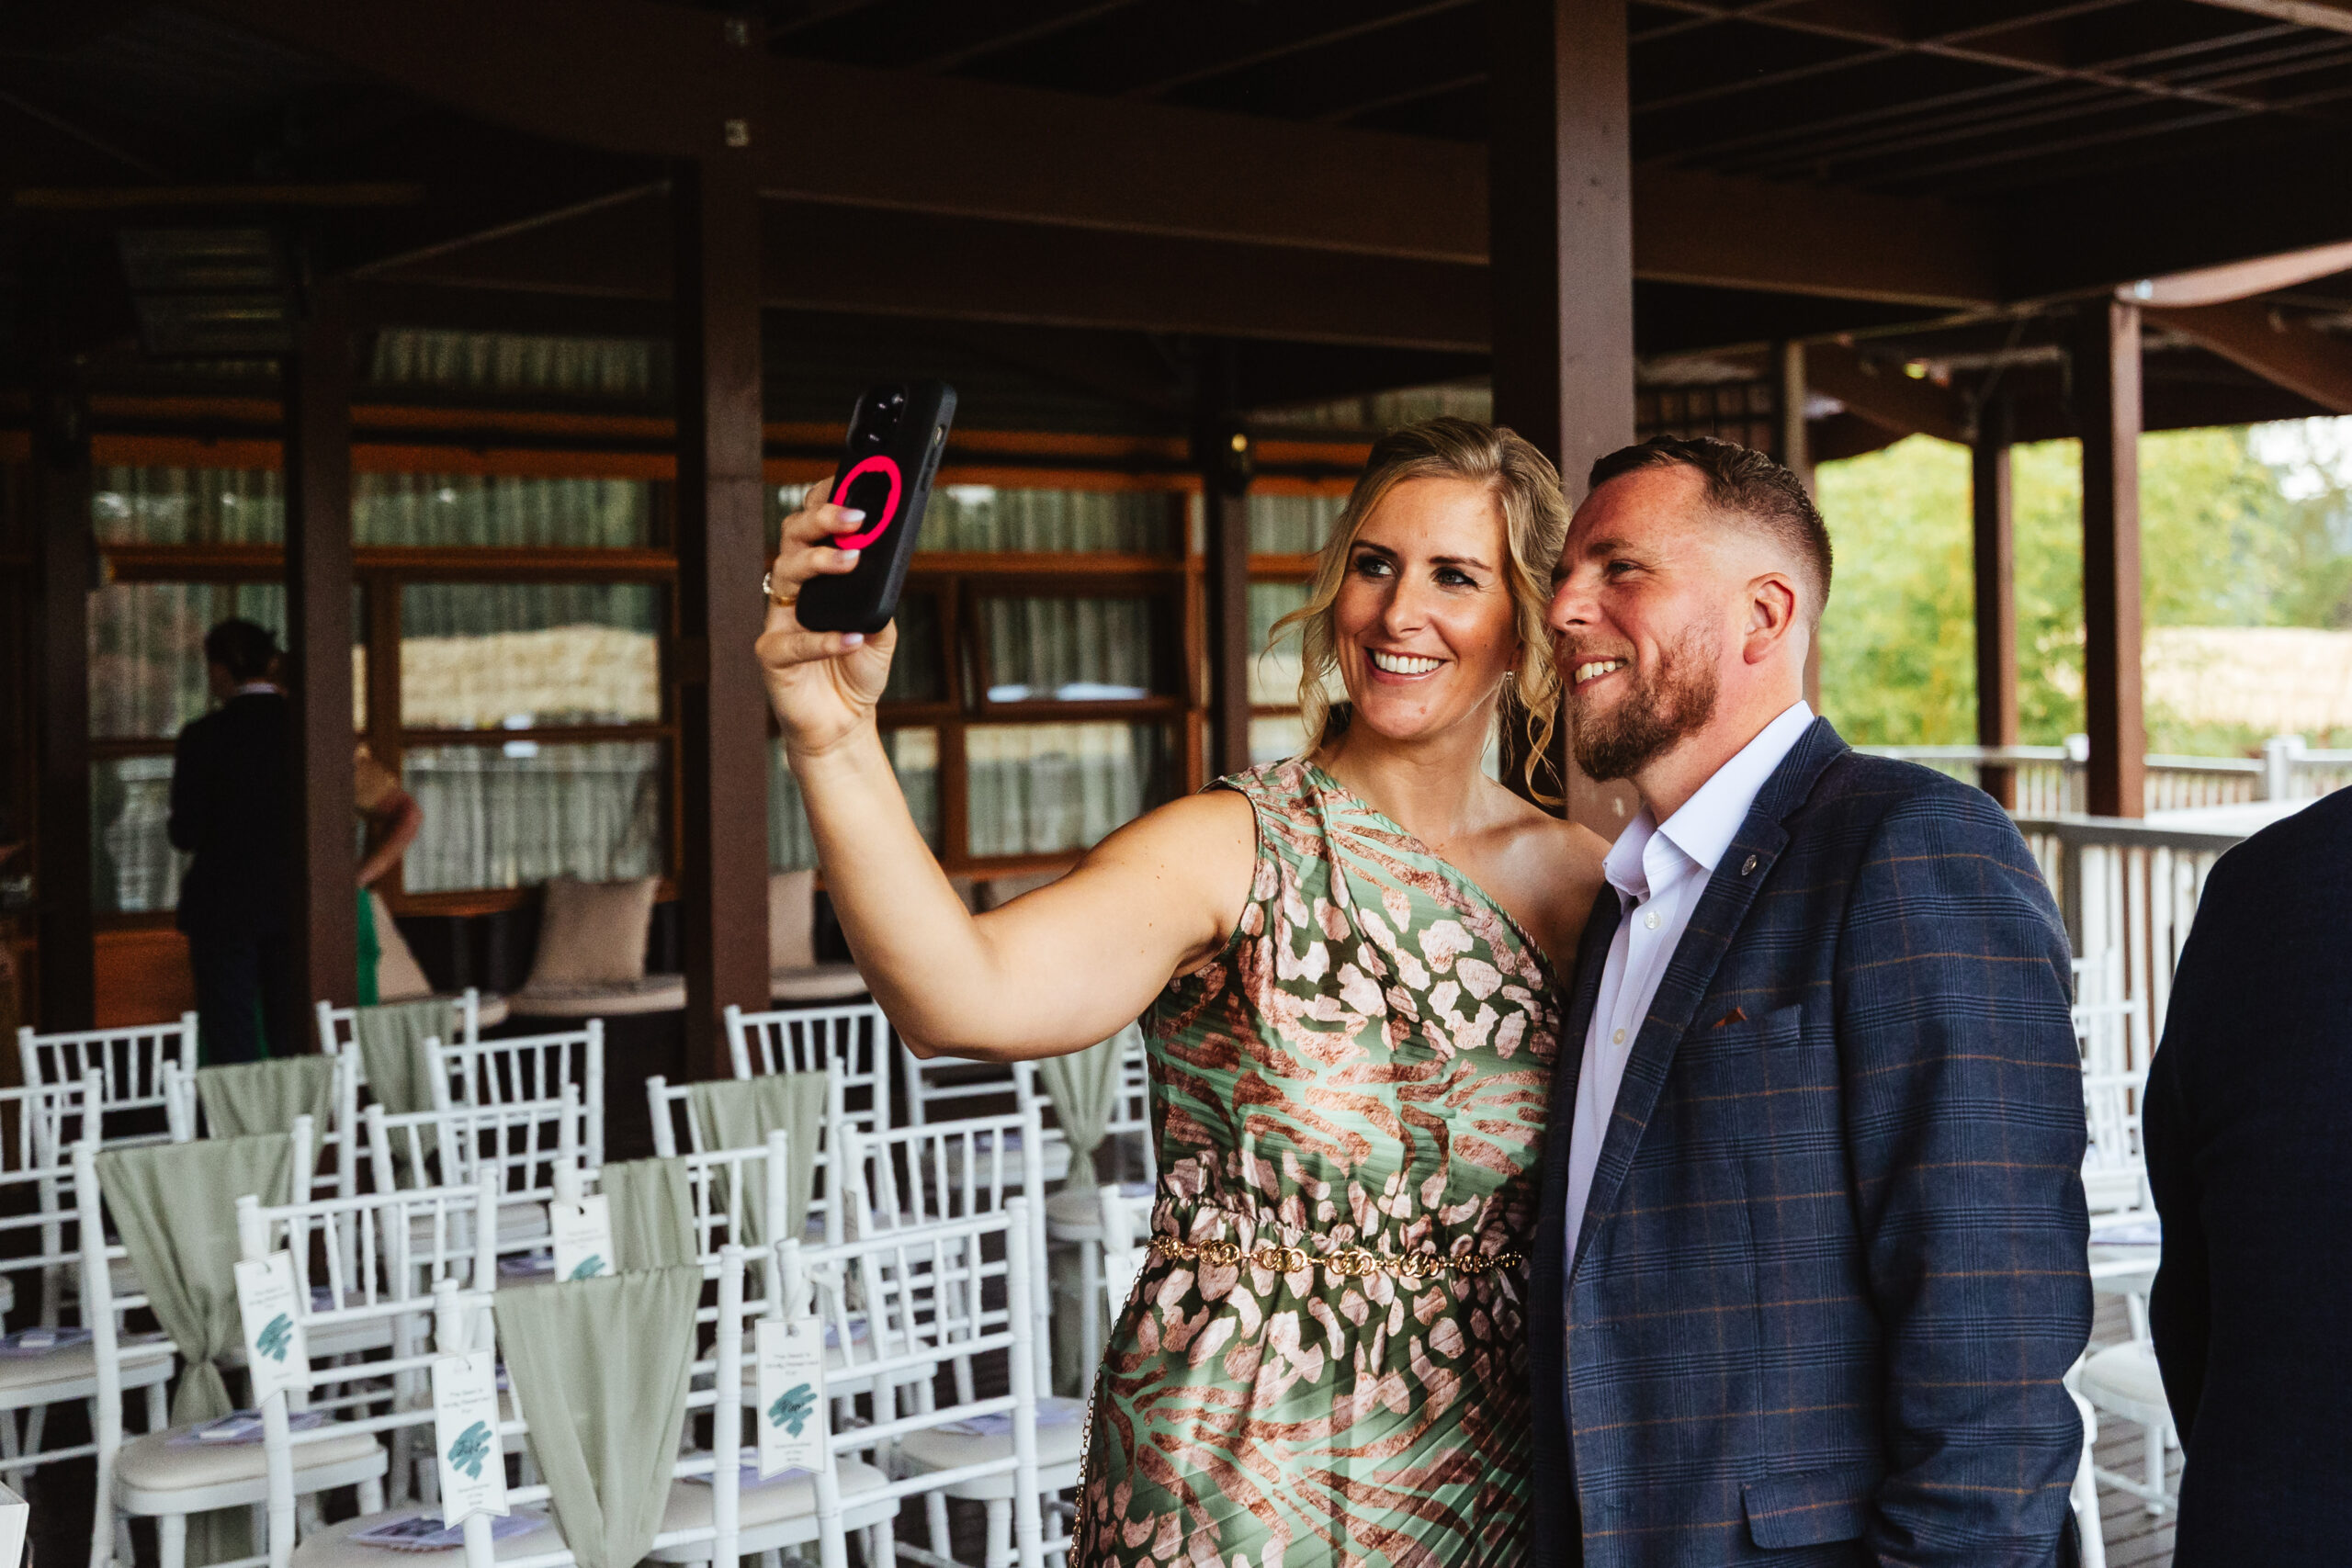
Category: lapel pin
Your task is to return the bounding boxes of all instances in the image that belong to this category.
[1740,854,1759,876]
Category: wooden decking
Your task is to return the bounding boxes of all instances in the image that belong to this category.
[2088,1292,2181,1567]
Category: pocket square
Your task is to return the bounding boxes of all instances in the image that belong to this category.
[1710,1007,1748,1029]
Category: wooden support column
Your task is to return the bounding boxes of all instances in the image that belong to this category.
[29,356,94,1031]
[1971,397,2019,810]
[1489,0,1638,835]
[1196,409,1254,779]
[673,155,771,1078]
[284,276,359,1022]
[1776,340,1822,712]
[2077,299,2146,819]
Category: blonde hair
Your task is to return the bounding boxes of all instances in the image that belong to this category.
[1268,416,1569,800]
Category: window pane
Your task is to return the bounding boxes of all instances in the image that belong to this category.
[978,597,1166,705]
[882,593,943,705]
[368,328,670,400]
[401,741,665,893]
[1250,715,1311,766]
[1248,582,1309,706]
[401,583,660,728]
[93,467,283,545]
[768,728,939,871]
[355,475,651,548]
[89,583,365,739]
[92,756,183,913]
[1249,494,1344,556]
[765,484,1178,555]
[966,722,1177,857]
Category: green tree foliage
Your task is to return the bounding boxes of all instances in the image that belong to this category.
[1816,426,2352,752]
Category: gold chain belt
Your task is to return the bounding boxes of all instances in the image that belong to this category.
[1148,1232,1523,1280]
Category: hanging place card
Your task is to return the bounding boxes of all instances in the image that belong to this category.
[548,1196,615,1282]
[431,1350,510,1528]
[233,1251,308,1404]
[754,1317,826,1478]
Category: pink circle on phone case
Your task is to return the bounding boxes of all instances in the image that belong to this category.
[831,457,903,550]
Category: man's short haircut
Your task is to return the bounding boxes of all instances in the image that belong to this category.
[1588,434,1833,621]
[202,619,279,682]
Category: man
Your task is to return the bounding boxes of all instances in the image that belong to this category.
[169,619,300,1063]
[2143,784,2352,1564]
[1528,435,2089,1566]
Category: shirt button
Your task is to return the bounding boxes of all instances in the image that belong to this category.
[1643,910,1660,931]
[1611,1028,1626,1044]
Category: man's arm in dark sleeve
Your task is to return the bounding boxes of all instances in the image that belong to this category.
[2142,868,2224,1440]
[1838,788,2091,1568]
[165,725,201,853]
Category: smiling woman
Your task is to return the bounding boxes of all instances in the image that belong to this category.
[754,413,1609,1568]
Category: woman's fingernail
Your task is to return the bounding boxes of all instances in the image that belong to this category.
[838,547,861,561]
[841,633,865,648]
[839,509,865,523]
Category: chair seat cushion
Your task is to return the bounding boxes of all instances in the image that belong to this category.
[768,964,868,1003]
[118,1417,387,1495]
[0,1335,170,1402]
[897,1396,1087,1494]
[657,1458,889,1535]
[509,975,686,1018]
[293,1509,561,1568]
[2079,1341,2172,1428]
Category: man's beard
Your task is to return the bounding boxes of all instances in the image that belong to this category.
[1566,621,1722,781]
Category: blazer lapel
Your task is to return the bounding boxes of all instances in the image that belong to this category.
[1566,719,1849,1285]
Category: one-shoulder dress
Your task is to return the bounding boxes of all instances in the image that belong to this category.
[1074,759,1561,1567]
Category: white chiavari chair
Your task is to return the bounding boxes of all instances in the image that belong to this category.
[644,1074,850,1247]
[724,1001,893,1134]
[429,1026,604,1172]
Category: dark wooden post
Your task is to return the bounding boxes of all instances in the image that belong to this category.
[1489,0,1638,835]
[2077,299,2145,819]
[1776,340,1823,711]
[29,355,94,1031]
[673,155,771,1078]
[284,276,359,1023]
[1971,396,2019,809]
[1196,406,1254,779]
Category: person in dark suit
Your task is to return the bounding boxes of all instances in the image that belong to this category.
[168,619,300,1064]
[1529,435,2091,1566]
[2143,785,2352,1565]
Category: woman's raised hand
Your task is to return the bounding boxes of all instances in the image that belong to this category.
[754,499,899,757]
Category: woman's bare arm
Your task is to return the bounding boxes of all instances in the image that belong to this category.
[760,498,1254,1060]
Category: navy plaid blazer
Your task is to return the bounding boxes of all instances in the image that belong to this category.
[1525,719,2090,1568]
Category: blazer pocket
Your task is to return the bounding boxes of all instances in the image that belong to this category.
[1742,1467,1873,1550]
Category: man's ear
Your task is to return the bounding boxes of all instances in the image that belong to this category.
[1743,573,1800,665]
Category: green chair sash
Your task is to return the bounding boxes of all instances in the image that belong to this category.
[351,998,451,1116]
[495,1266,702,1568]
[1038,1027,1130,1190]
[195,1055,337,1141]
[688,1074,827,1246]
[600,1157,695,1270]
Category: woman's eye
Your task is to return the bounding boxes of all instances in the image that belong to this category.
[1352,555,1393,578]
[1436,568,1476,587]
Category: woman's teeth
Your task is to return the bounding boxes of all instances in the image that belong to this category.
[1575,659,1628,684]
[1369,649,1442,675]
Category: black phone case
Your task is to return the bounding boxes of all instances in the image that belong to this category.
[796,381,957,635]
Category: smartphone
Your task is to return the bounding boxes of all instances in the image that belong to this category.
[795,381,956,635]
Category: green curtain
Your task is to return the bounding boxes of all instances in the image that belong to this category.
[96,1133,295,1567]
[495,1266,700,1568]
[195,1055,337,1140]
[1038,1027,1130,1190]
[600,1158,694,1270]
[688,1074,827,1247]
[352,998,451,1115]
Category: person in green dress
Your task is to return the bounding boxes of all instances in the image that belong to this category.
[756,416,1609,1566]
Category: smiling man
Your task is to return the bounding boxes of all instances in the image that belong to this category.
[1526,435,2092,1568]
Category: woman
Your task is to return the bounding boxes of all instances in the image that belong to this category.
[757,416,1609,1565]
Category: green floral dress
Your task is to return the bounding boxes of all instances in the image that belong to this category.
[1076,760,1561,1567]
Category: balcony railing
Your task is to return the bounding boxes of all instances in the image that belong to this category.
[1859,733,2352,815]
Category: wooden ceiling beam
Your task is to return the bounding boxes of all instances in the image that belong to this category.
[2179,0,2352,33]
[175,0,1998,307]
[2143,299,2352,413]
[1801,342,1973,444]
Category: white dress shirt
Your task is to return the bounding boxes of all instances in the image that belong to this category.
[1563,700,1815,1258]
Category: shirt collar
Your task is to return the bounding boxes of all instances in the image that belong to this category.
[1655,700,1815,874]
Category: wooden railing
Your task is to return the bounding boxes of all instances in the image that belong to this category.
[1861,734,2352,816]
